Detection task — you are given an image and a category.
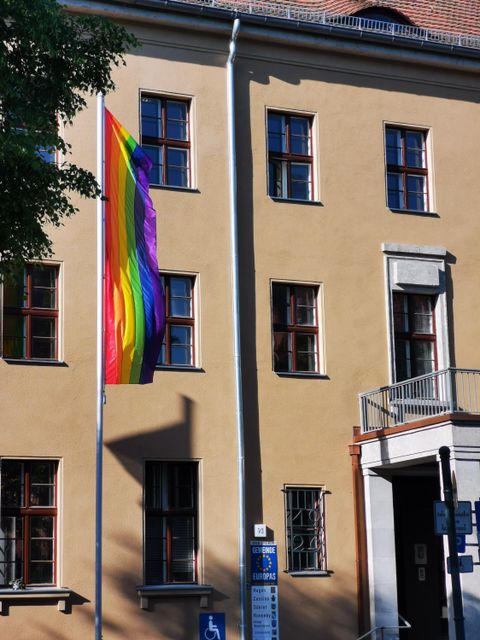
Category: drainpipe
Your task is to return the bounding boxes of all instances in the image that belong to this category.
[226,18,246,640]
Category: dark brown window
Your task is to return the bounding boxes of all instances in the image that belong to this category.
[393,293,437,381]
[2,264,59,360]
[144,461,198,584]
[157,275,195,367]
[268,112,313,200]
[386,127,429,211]
[272,283,319,373]
[0,460,58,586]
[284,486,327,573]
[141,96,190,188]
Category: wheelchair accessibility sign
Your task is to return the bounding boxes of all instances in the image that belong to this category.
[199,613,226,640]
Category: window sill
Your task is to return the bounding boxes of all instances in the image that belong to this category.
[149,184,199,194]
[2,358,67,367]
[270,197,323,206]
[286,571,330,577]
[389,207,439,217]
[155,365,204,373]
[275,371,329,380]
[0,587,71,613]
[136,584,213,609]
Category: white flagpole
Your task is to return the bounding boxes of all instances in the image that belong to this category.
[95,91,105,640]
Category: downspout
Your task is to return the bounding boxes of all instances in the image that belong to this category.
[349,442,370,635]
[227,18,246,640]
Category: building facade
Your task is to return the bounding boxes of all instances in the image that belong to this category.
[1,1,480,638]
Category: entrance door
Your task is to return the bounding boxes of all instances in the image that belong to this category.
[393,474,448,639]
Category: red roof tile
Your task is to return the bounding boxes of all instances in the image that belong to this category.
[207,1,480,36]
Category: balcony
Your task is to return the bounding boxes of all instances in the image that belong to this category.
[359,368,480,434]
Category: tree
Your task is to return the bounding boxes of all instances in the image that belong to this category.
[0,0,136,279]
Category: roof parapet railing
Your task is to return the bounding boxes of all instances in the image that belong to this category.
[356,613,411,639]
[170,0,480,51]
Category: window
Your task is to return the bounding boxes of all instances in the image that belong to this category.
[144,461,198,584]
[393,293,437,382]
[2,264,59,360]
[141,96,190,188]
[385,127,429,211]
[157,275,195,367]
[0,460,58,586]
[272,283,319,373]
[268,112,313,200]
[284,486,327,573]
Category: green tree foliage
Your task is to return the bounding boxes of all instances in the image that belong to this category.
[0,0,136,278]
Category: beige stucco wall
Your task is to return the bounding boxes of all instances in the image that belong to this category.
[1,11,480,640]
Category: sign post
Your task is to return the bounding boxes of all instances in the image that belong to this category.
[439,446,465,640]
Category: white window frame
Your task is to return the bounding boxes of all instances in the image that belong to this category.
[270,279,326,376]
[0,261,63,363]
[157,270,200,370]
[283,484,328,575]
[383,244,449,384]
[265,107,320,202]
[383,121,435,213]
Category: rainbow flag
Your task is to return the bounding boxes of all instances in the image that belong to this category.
[104,109,165,384]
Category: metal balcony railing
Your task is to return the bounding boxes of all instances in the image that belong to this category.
[172,1,480,51]
[359,368,480,434]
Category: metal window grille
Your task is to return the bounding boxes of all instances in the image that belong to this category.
[285,486,326,572]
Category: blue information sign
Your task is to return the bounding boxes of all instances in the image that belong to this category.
[199,613,226,640]
[250,542,278,585]
[456,534,466,553]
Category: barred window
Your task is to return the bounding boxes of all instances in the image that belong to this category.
[284,486,327,574]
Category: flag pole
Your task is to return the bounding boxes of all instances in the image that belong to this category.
[95,91,105,640]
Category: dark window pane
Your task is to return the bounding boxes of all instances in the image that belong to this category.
[166,101,188,140]
[2,315,26,359]
[290,163,311,200]
[167,148,188,187]
[407,175,426,211]
[387,172,403,208]
[395,340,411,381]
[268,160,285,197]
[30,462,56,507]
[273,331,290,372]
[141,98,161,138]
[170,298,191,317]
[170,277,191,299]
[170,325,191,346]
[386,129,402,165]
[268,114,286,153]
[30,516,54,538]
[30,539,53,562]
[295,333,317,372]
[1,462,24,507]
[290,117,310,155]
[295,287,316,326]
[29,562,54,584]
[171,346,191,366]
[3,271,26,308]
[405,131,425,168]
[272,285,289,325]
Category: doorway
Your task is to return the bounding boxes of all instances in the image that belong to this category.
[392,468,448,639]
